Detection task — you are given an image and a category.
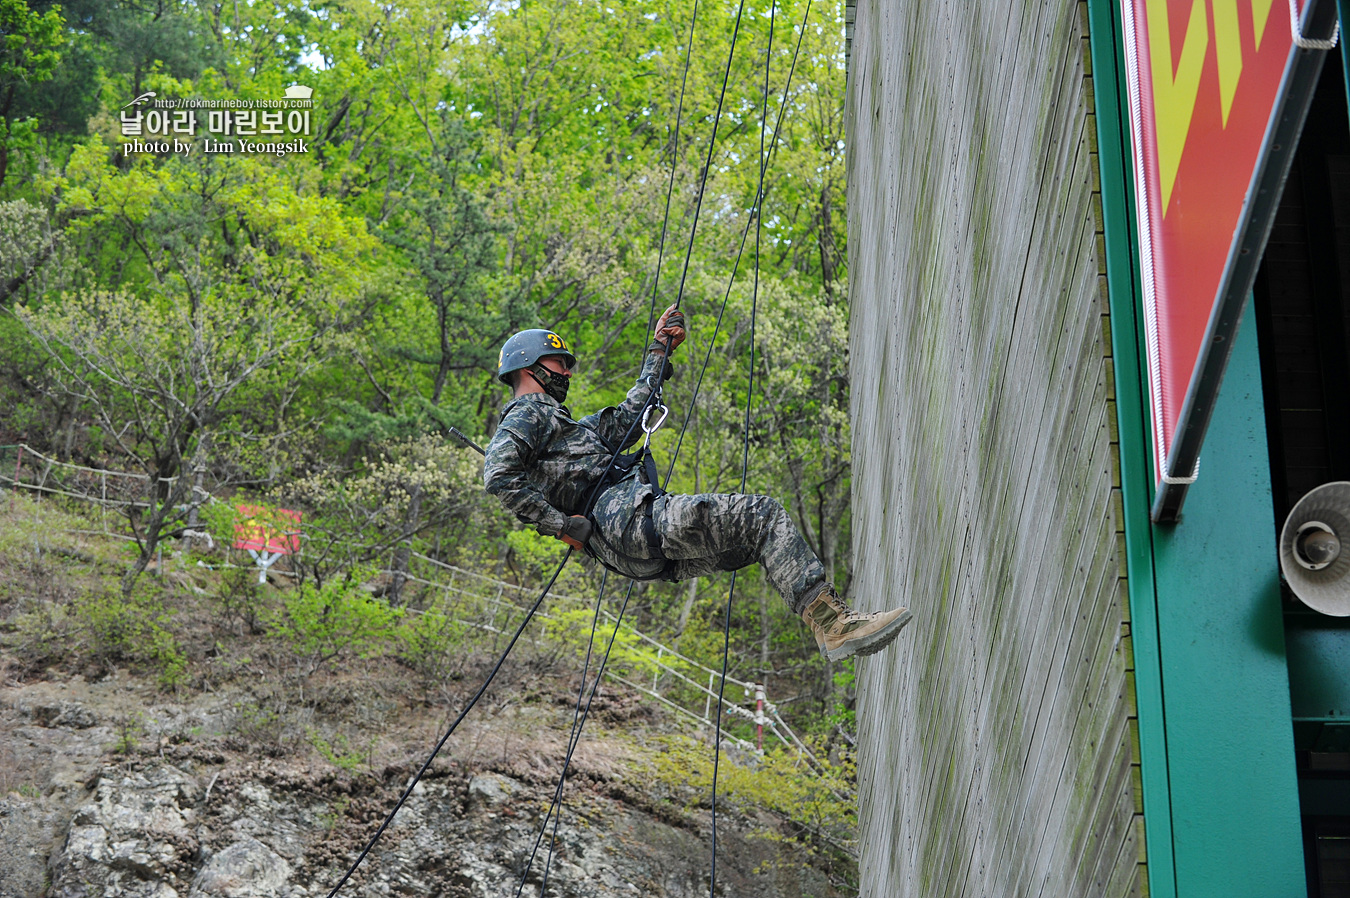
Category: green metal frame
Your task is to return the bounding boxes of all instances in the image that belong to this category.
[1150,311,1304,895]
[1089,2,1307,895]
[1085,2,1175,894]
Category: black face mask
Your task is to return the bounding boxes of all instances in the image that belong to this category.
[528,363,570,404]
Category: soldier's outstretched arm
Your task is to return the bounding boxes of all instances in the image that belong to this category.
[581,305,685,449]
[578,350,667,451]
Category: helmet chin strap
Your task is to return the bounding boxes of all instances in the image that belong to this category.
[525,363,570,403]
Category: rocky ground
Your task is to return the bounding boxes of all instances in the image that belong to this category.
[0,669,844,898]
[0,497,852,897]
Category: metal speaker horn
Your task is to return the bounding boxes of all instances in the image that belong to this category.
[1279,481,1350,616]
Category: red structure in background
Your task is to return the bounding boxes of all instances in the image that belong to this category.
[233,504,301,553]
[233,504,301,582]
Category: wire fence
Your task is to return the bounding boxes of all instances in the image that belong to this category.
[401,551,813,759]
[0,444,813,758]
[0,443,175,537]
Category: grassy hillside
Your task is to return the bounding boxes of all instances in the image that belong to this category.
[0,490,859,894]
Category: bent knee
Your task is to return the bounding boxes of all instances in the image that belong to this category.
[750,495,788,521]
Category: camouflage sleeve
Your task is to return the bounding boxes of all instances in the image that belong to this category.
[578,351,667,450]
[483,403,569,537]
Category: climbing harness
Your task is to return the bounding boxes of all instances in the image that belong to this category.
[574,336,677,583]
[580,382,670,517]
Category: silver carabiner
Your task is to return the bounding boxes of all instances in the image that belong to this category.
[641,403,669,448]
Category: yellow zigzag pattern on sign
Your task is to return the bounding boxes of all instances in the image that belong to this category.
[1149,0,1278,210]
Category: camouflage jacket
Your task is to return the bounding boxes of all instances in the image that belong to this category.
[483,352,666,537]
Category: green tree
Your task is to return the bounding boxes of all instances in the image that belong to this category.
[0,197,79,306]
[0,0,64,187]
[275,436,483,590]
[271,570,402,678]
[362,118,502,600]
[0,0,857,729]
[19,142,377,592]
[16,284,341,592]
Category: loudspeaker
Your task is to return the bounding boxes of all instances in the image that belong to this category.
[1279,481,1350,616]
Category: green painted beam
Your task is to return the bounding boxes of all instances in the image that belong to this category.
[1085,2,1176,895]
[1339,0,1350,113]
[1088,4,1306,891]
[1150,306,1305,895]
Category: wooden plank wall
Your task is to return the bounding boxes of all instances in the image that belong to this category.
[844,1,1142,895]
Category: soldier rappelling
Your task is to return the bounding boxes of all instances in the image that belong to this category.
[482,305,913,661]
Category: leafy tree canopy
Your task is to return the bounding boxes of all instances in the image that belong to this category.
[0,0,854,719]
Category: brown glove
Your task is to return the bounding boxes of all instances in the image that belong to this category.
[650,303,686,353]
[558,515,593,550]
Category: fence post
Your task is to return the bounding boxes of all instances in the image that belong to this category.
[755,684,765,751]
[704,672,714,725]
[7,445,23,511]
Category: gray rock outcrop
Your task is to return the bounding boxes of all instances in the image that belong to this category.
[1,681,842,898]
[51,764,201,898]
[189,838,292,898]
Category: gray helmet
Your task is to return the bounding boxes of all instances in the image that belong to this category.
[497,329,576,384]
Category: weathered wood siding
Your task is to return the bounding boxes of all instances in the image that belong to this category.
[844,2,1141,896]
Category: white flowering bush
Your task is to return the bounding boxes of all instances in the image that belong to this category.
[277,435,484,585]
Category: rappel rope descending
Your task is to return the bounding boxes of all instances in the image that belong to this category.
[322,552,574,898]
[324,1,813,894]
[322,336,674,898]
[645,0,702,341]
[520,0,813,887]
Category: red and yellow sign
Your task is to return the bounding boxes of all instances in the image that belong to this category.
[233,504,302,555]
[1123,0,1294,482]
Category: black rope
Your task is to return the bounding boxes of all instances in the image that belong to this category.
[669,0,749,313]
[327,347,670,898]
[323,550,573,898]
[509,324,673,891]
[506,3,720,889]
[709,2,776,890]
[743,0,773,498]
[514,577,641,898]
[517,2,816,889]
[538,581,633,898]
[512,572,613,898]
[646,0,702,340]
[663,0,816,485]
[516,0,816,879]
[502,7,710,891]
[326,0,816,892]
[708,569,738,894]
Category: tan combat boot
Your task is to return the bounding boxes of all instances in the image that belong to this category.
[800,585,912,662]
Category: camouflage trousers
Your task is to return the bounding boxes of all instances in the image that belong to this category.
[587,477,826,614]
